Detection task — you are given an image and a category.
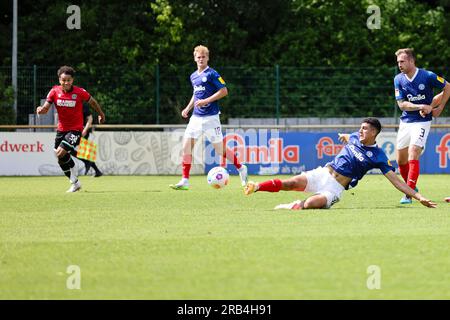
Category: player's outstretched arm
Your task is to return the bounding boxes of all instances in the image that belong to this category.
[384,171,436,208]
[36,101,52,115]
[88,97,106,124]
[338,133,350,144]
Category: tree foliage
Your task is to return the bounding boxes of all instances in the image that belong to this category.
[0,73,15,125]
[0,0,449,123]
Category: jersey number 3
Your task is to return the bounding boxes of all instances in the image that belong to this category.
[419,128,425,138]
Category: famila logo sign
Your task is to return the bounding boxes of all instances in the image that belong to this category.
[223,132,299,164]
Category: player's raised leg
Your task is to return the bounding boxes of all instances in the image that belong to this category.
[214,140,248,187]
[244,175,328,210]
[56,146,81,193]
[170,138,195,190]
[244,174,307,195]
[54,131,82,193]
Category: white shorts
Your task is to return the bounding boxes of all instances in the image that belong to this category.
[396,121,431,150]
[184,114,223,143]
[303,166,345,208]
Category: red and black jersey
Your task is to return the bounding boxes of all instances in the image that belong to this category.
[46,85,91,131]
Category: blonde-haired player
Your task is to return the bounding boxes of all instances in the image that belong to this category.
[170,45,248,190]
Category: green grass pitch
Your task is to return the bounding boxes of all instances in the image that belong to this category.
[0,174,449,299]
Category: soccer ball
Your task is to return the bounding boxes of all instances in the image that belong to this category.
[207,166,229,189]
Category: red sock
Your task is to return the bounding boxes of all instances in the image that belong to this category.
[407,160,420,190]
[398,163,409,183]
[182,154,192,179]
[258,179,282,192]
[223,148,242,169]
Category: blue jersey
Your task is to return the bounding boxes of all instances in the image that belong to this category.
[190,67,226,117]
[394,68,446,123]
[327,133,395,189]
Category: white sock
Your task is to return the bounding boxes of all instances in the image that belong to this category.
[180,178,189,184]
[69,167,78,183]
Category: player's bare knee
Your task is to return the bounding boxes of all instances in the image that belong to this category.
[303,200,318,209]
[408,146,422,160]
[304,196,327,209]
[282,178,298,190]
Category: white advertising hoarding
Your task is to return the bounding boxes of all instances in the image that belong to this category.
[0,132,57,175]
[0,131,205,176]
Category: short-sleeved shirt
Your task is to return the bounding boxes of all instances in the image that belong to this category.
[46,85,91,131]
[327,132,395,189]
[190,66,226,117]
[394,68,446,123]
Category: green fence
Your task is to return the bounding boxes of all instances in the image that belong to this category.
[0,65,448,125]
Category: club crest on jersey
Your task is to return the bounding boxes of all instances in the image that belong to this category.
[72,94,77,99]
[418,84,425,90]
[366,151,373,158]
[202,76,208,82]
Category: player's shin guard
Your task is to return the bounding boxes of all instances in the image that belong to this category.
[182,154,192,179]
[398,163,409,183]
[407,160,420,190]
[258,179,283,192]
[58,153,75,179]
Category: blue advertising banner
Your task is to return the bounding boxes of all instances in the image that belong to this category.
[204,130,450,175]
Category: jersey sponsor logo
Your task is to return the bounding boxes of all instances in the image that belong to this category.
[418,84,425,90]
[218,77,225,85]
[407,93,426,102]
[202,76,208,82]
[348,145,365,162]
[57,99,76,107]
[437,76,445,84]
[193,85,206,92]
